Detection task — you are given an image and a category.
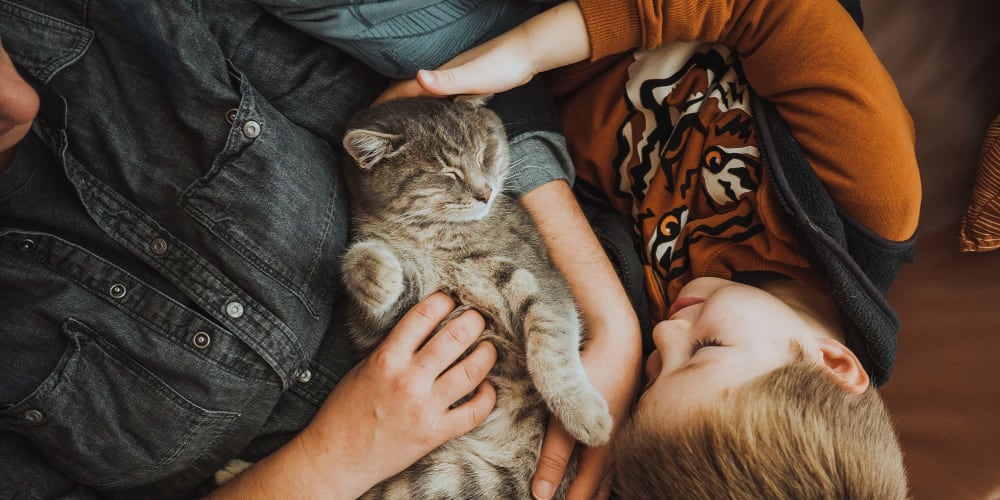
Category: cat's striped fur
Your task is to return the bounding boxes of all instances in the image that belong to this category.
[340,96,612,499]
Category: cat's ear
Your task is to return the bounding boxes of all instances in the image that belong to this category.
[343,129,402,170]
[454,94,494,108]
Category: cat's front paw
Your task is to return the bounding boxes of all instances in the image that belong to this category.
[558,390,613,447]
[342,241,404,314]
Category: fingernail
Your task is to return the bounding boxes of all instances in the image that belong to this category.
[532,481,554,500]
[419,69,436,86]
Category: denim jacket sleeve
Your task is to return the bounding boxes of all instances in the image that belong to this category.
[255,0,575,196]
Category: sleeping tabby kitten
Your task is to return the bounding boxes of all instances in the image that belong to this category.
[340,96,612,499]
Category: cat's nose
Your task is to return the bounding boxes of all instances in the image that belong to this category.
[476,188,493,204]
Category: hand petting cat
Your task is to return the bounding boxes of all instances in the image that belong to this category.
[374,1,590,105]
[208,293,497,500]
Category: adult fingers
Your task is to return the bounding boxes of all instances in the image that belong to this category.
[434,339,497,405]
[381,293,457,356]
[441,379,497,439]
[531,418,575,500]
[414,308,485,370]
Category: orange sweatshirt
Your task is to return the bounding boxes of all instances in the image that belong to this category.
[547,0,921,320]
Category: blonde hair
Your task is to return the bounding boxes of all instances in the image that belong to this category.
[613,351,908,499]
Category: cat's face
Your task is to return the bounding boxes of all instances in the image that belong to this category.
[343,96,509,224]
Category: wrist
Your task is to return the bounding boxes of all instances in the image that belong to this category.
[523,1,591,73]
[293,415,382,499]
[208,420,375,499]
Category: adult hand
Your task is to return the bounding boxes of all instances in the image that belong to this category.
[210,293,497,499]
[374,1,590,105]
[0,37,40,171]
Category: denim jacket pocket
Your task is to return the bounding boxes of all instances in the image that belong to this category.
[0,318,238,489]
[0,1,93,84]
[180,63,348,318]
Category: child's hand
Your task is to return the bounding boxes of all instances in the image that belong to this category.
[531,324,640,500]
[374,1,590,105]
[375,34,539,104]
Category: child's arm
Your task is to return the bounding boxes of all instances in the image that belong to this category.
[520,181,642,500]
[392,0,921,243]
[375,2,591,104]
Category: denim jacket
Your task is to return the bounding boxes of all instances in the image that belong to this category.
[0,1,568,497]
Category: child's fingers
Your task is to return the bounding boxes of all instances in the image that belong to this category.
[531,418,575,500]
[565,445,614,500]
[418,61,528,97]
[417,68,466,95]
[372,79,435,106]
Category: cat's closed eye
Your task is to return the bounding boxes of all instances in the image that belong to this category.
[441,168,464,181]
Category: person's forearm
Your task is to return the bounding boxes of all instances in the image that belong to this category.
[206,426,374,499]
[520,180,641,356]
[516,2,591,75]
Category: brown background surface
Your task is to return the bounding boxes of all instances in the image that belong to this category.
[864,1,1000,498]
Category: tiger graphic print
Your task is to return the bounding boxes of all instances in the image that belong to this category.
[556,41,816,320]
[615,43,768,317]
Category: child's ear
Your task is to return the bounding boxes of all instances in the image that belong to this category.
[454,94,494,107]
[343,129,402,170]
[815,338,870,395]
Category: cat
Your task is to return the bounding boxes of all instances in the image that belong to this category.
[340,95,612,499]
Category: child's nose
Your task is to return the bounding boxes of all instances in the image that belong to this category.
[651,318,692,369]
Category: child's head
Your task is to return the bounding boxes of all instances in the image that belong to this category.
[612,277,907,499]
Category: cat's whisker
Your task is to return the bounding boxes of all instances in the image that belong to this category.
[388,203,451,225]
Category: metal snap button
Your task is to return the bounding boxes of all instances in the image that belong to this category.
[242,120,261,139]
[17,239,36,253]
[297,369,312,384]
[225,301,244,318]
[150,237,168,255]
[23,409,44,425]
[225,108,239,125]
[192,331,211,349]
[109,284,127,299]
